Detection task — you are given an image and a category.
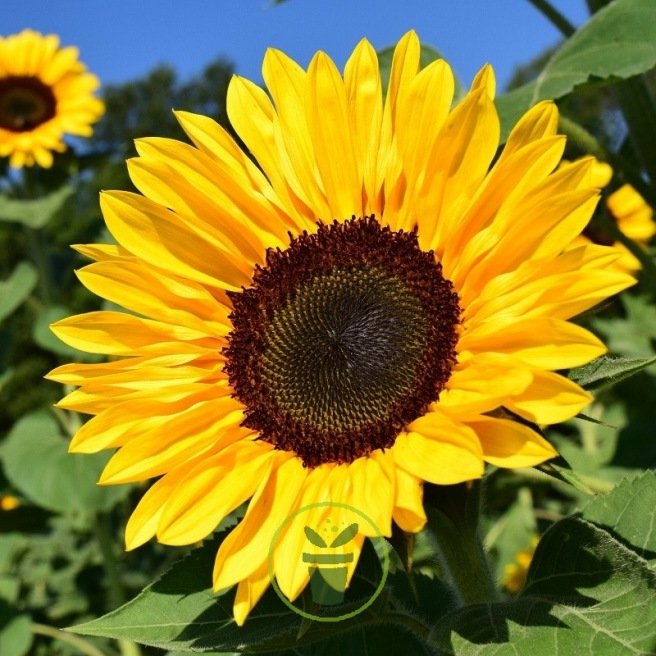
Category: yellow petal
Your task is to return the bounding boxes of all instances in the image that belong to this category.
[466,243,635,323]
[505,371,592,424]
[439,353,533,415]
[467,416,557,468]
[393,413,484,484]
[307,51,361,219]
[125,468,188,550]
[76,260,231,337]
[344,454,393,537]
[213,455,305,590]
[157,442,275,545]
[234,562,271,626]
[98,399,246,484]
[272,464,333,602]
[459,317,606,369]
[392,467,426,533]
[502,101,559,158]
[51,311,214,356]
[344,38,383,210]
[100,191,251,292]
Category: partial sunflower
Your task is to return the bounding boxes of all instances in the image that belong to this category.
[502,535,539,594]
[48,31,634,624]
[0,29,104,168]
[576,160,655,272]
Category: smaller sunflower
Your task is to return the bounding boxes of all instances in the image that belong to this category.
[0,29,104,168]
[501,535,539,593]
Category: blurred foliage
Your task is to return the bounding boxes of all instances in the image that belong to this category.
[0,55,235,656]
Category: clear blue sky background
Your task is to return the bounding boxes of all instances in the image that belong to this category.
[4,1,588,93]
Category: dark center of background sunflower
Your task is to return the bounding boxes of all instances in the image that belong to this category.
[0,76,57,132]
[225,216,461,467]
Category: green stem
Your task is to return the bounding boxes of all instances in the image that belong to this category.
[31,623,110,656]
[23,225,56,305]
[614,76,656,188]
[93,514,142,656]
[424,481,497,606]
[526,0,576,37]
[383,611,431,641]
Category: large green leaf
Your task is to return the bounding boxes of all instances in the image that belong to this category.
[0,186,73,229]
[0,263,37,323]
[70,539,305,652]
[71,537,432,653]
[497,0,656,137]
[582,471,656,565]
[1,411,130,515]
[431,517,656,655]
[0,602,32,656]
[593,294,656,358]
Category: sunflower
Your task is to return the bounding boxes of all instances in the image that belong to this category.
[0,29,104,168]
[502,535,539,593]
[48,32,634,624]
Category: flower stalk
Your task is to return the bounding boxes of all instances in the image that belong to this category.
[424,481,497,606]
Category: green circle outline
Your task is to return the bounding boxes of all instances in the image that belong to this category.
[267,501,390,622]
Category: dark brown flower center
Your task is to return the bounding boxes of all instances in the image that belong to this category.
[225,216,461,467]
[0,76,57,132]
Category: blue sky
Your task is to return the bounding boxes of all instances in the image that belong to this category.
[4,1,588,92]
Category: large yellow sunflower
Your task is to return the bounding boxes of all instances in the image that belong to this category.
[0,29,104,168]
[49,32,634,624]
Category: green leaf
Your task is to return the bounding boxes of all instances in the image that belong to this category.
[71,536,428,653]
[496,0,656,137]
[70,540,304,652]
[0,263,37,322]
[431,517,656,655]
[593,294,656,358]
[582,471,656,565]
[0,186,73,229]
[1,411,130,515]
[569,355,656,391]
[0,602,32,656]
[378,43,463,98]
[301,625,430,656]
